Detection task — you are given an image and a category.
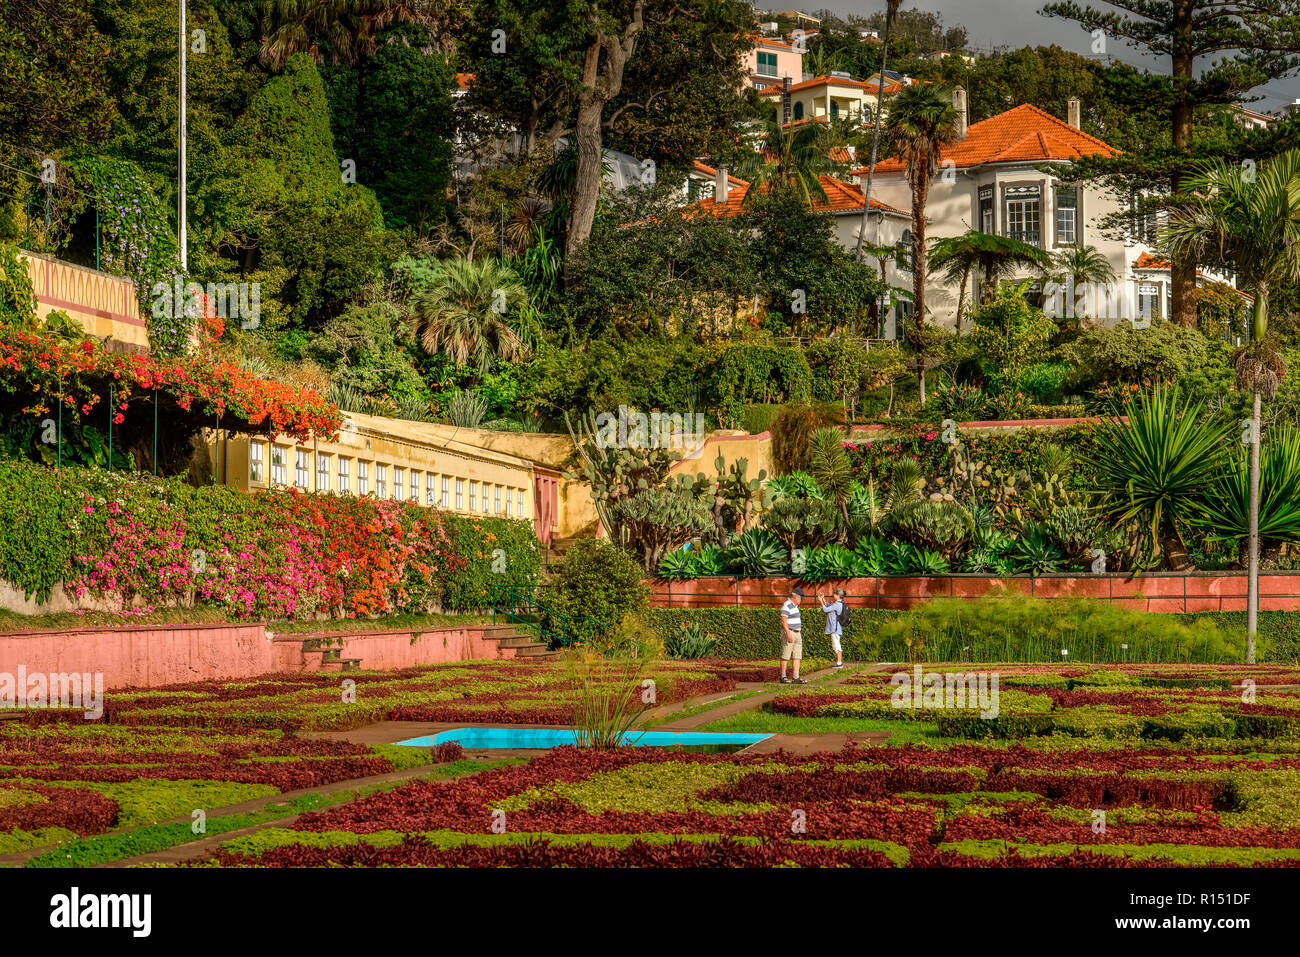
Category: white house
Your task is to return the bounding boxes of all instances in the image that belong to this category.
[849,94,1190,329]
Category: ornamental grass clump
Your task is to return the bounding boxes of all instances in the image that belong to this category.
[564,647,656,750]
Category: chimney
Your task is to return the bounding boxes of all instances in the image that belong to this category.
[1068,97,1081,129]
[952,86,968,140]
[715,165,729,203]
[782,76,793,126]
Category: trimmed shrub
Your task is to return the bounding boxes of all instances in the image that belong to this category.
[442,513,542,611]
[541,539,648,636]
[644,607,898,659]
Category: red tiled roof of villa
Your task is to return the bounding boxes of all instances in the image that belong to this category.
[688,174,908,218]
[758,74,902,97]
[850,103,1120,175]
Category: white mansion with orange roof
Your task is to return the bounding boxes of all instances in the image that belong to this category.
[850,96,1192,330]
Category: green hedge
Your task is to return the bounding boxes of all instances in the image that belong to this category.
[644,607,900,659]
[646,600,1300,663]
[442,513,541,611]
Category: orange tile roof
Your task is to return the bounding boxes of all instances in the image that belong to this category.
[1133,252,1169,269]
[850,103,1120,175]
[687,174,908,219]
[759,74,901,97]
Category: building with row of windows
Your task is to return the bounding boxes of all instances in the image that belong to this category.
[208,410,564,542]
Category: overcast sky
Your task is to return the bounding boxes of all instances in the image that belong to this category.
[820,0,1300,112]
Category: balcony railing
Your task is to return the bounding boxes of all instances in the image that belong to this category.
[1005,229,1042,248]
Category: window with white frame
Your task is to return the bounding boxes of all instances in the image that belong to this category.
[517,489,525,517]
[469,480,478,512]
[394,467,403,502]
[250,442,265,483]
[1137,283,1162,321]
[1004,186,1042,247]
[441,476,450,508]
[979,185,994,234]
[504,487,512,516]
[455,478,464,510]
[337,457,350,493]
[756,51,778,77]
[494,485,502,514]
[1055,186,1078,245]
[376,464,387,499]
[409,471,420,503]
[358,461,369,496]
[426,473,436,505]
[316,453,330,492]
[270,446,287,485]
[295,449,310,489]
[481,483,490,513]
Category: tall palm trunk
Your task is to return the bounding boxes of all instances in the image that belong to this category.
[1248,388,1260,664]
[911,173,929,406]
[954,265,970,335]
[854,3,899,260]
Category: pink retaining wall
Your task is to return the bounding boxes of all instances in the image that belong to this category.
[647,574,1300,613]
[0,623,511,690]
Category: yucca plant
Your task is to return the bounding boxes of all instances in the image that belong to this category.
[809,427,854,528]
[1197,424,1300,558]
[727,528,787,576]
[1092,383,1230,569]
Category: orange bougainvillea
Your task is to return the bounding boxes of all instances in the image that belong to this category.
[1,326,341,441]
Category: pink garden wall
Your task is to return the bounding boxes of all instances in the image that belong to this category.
[0,622,515,690]
[647,573,1300,613]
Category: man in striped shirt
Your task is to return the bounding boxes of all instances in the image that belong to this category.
[779,587,806,684]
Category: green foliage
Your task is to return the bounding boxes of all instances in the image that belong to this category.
[862,596,1243,663]
[411,513,540,613]
[618,486,714,569]
[968,292,1059,394]
[542,539,649,636]
[760,497,839,552]
[727,529,787,576]
[1092,383,1231,559]
[886,499,974,558]
[1063,323,1224,392]
[664,620,718,659]
[1197,424,1300,549]
[712,344,814,428]
[644,607,857,659]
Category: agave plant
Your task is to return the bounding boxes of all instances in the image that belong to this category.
[1092,383,1230,568]
[690,544,729,576]
[910,547,950,575]
[446,388,489,428]
[886,499,975,558]
[1010,525,1065,575]
[854,535,890,575]
[805,543,860,582]
[728,529,787,576]
[658,548,696,581]
[1196,424,1300,554]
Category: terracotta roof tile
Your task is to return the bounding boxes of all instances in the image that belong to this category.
[850,103,1119,175]
[686,174,908,219]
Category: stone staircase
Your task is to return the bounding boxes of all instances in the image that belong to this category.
[299,636,363,673]
[483,623,560,661]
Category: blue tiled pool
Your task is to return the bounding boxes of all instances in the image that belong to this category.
[395,727,771,751]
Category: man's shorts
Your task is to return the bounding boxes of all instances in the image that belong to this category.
[829,632,842,653]
[781,630,803,660]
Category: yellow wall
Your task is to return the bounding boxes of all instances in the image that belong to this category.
[22,251,149,353]
[210,411,539,524]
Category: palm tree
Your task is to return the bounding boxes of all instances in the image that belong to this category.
[736,118,834,209]
[259,1,442,68]
[1162,148,1300,664]
[929,231,1052,333]
[1049,243,1117,328]
[409,258,536,376]
[855,0,904,260]
[885,83,959,404]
